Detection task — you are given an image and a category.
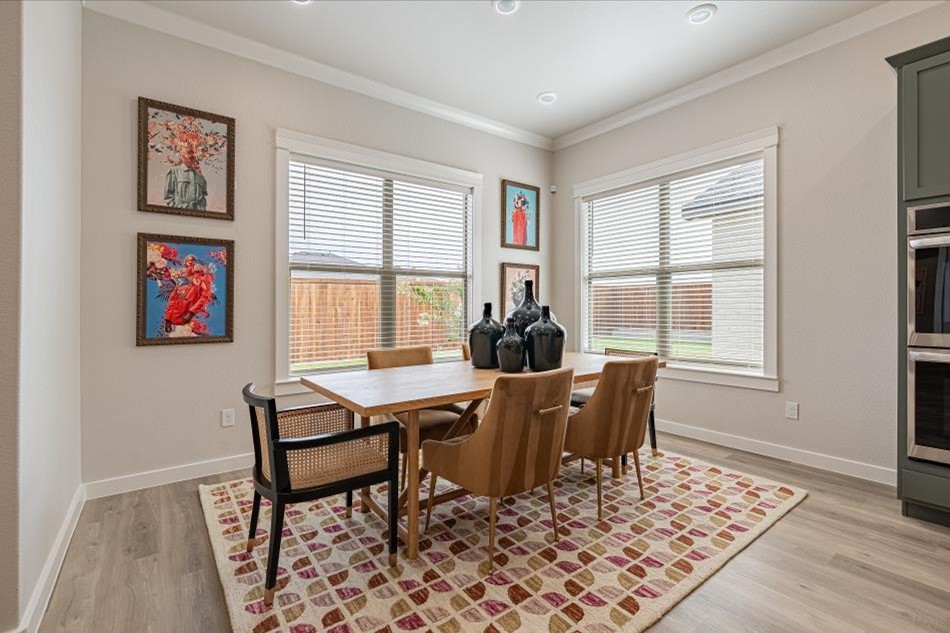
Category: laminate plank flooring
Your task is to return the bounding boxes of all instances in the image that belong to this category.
[40,434,950,632]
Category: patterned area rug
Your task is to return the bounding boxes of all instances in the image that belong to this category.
[199,451,807,632]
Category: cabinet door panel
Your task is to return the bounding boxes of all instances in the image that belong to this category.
[903,51,950,200]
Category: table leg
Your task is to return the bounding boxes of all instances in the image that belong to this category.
[405,409,420,560]
[399,398,483,509]
[359,414,372,513]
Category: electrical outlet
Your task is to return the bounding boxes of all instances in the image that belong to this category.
[221,408,235,428]
[784,401,799,420]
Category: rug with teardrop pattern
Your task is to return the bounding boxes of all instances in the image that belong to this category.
[199,451,806,632]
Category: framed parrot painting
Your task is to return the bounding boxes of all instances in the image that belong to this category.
[136,233,234,346]
[501,179,540,251]
[137,97,235,220]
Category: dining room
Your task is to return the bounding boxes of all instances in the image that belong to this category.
[5,1,950,632]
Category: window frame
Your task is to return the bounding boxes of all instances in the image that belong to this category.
[574,127,779,391]
[275,129,483,393]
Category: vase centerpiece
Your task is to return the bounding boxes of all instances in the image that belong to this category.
[525,305,566,371]
[468,302,505,368]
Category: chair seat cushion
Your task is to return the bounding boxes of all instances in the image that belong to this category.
[394,408,476,448]
[570,388,594,406]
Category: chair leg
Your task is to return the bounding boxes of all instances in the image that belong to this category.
[621,453,628,476]
[595,458,603,521]
[400,452,407,491]
[424,474,439,534]
[546,481,559,542]
[487,496,497,574]
[649,407,658,457]
[246,491,261,552]
[345,490,353,519]
[388,461,399,567]
[580,457,585,474]
[263,500,286,606]
[633,450,645,500]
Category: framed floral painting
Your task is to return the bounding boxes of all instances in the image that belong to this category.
[501,179,539,251]
[138,98,235,220]
[137,233,234,346]
[500,262,540,315]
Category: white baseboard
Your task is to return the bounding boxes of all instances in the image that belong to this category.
[656,418,897,486]
[84,452,254,500]
[17,484,85,633]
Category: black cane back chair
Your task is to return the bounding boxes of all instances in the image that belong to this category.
[242,383,399,606]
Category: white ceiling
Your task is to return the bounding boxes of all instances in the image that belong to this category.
[141,0,885,143]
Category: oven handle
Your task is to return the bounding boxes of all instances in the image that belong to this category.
[909,234,950,249]
[908,349,950,363]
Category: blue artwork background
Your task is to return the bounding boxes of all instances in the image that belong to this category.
[504,184,538,248]
[144,241,228,338]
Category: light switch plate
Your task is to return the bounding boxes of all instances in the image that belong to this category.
[221,408,235,427]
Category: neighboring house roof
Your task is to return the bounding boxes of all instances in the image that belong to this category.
[682,162,763,220]
[289,251,363,267]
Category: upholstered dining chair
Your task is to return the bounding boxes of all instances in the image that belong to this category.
[367,346,478,488]
[422,367,575,572]
[242,384,399,606]
[563,357,658,519]
[572,348,659,456]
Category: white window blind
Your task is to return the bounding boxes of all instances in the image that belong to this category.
[288,157,472,373]
[582,156,765,371]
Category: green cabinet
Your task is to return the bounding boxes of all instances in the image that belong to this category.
[901,50,950,200]
[890,36,950,528]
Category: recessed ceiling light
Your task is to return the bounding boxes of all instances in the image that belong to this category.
[290,0,313,5]
[686,3,717,24]
[493,0,520,15]
[537,92,557,105]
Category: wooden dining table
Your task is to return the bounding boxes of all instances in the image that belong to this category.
[300,351,663,559]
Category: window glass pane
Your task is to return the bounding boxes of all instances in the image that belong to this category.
[393,181,467,272]
[289,271,380,373]
[589,185,659,273]
[395,276,466,358]
[289,161,383,268]
[587,276,657,354]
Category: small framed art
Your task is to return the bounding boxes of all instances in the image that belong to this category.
[500,262,540,315]
[137,233,234,346]
[138,97,235,220]
[501,179,540,251]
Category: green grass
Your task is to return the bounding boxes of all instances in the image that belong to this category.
[590,336,713,358]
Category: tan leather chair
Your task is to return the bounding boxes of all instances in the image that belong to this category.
[422,367,575,572]
[572,348,659,456]
[461,342,471,361]
[366,346,477,487]
[563,357,657,519]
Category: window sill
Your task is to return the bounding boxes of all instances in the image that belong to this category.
[659,363,779,392]
[274,377,315,396]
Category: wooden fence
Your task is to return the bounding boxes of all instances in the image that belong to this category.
[290,277,463,366]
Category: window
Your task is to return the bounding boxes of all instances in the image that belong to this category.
[278,134,477,377]
[578,130,777,388]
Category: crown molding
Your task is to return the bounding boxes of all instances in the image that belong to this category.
[553,0,944,151]
[85,0,941,154]
[82,0,555,151]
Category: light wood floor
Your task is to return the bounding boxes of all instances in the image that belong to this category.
[40,433,950,632]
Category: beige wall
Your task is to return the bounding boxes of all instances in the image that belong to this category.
[552,4,950,477]
[80,13,553,483]
[19,0,83,619]
[0,2,21,628]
